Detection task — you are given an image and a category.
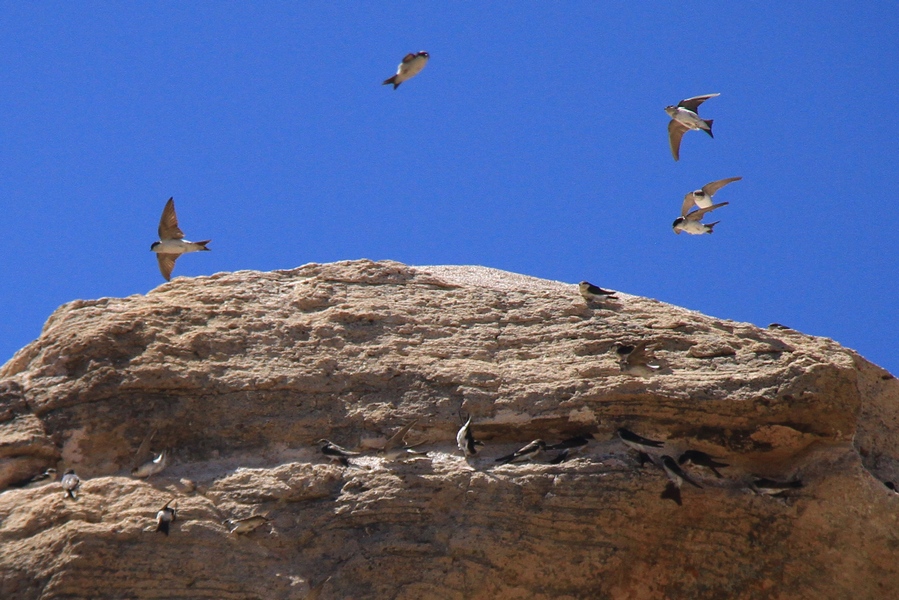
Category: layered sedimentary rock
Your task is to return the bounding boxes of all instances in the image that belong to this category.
[0,259,897,599]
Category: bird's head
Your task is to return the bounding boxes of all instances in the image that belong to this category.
[672,217,685,233]
[150,241,161,251]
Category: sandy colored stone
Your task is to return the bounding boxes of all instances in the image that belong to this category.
[0,259,897,599]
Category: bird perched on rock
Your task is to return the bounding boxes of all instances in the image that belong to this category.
[317,439,361,467]
[672,202,729,235]
[132,451,168,478]
[665,93,719,161]
[456,415,483,458]
[155,499,176,535]
[225,515,269,535]
[617,428,664,454]
[660,455,702,506]
[614,341,660,376]
[61,469,80,500]
[382,51,429,89]
[151,197,211,281]
[13,468,57,489]
[681,177,742,216]
[678,450,728,478]
[579,281,617,303]
[495,440,546,465]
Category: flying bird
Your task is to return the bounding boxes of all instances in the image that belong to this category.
[132,451,169,478]
[615,341,661,376]
[681,177,742,216]
[225,515,270,535]
[317,439,361,467]
[383,51,430,89]
[155,499,176,535]
[672,202,729,235]
[61,469,81,499]
[678,450,728,478]
[665,93,719,161]
[579,281,618,303]
[380,420,427,460]
[456,415,483,458]
[150,197,211,281]
[495,440,546,465]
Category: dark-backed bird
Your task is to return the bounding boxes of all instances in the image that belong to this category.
[615,341,661,377]
[665,93,719,161]
[678,450,729,478]
[495,440,546,465]
[383,51,429,89]
[150,197,211,281]
[456,416,483,457]
[672,202,729,235]
[155,499,176,535]
[617,428,664,453]
[579,281,617,303]
[317,439,361,467]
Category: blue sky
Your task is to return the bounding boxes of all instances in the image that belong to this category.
[2,2,897,374]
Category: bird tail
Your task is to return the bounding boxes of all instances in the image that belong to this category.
[382,76,400,89]
[706,221,721,232]
[66,489,76,499]
[196,240,212,251]
[703,119,714,137]
[156,521,170,535]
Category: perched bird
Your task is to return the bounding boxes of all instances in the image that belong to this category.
[13,468,57,489]
[61,469,80,499]
[678,450,729,478]
[380,420,427,460]
[615,341,660,376]
[579,281,617,303]
[768,323,792,330]
[317,439,360,467]
[751,477,803,497]
[681,177,742,217]
[665,93,719,161]
[672,202,729,235]
[617,428,664,453]
[150,197,211,281]
[225,515,269,535]
[132,451,168,478]
[456,415,483,458]
[546,435,592,453]
[495,440,546,465]
[382,51,429,89]
[661,455,702,489]
[155,499,176,536]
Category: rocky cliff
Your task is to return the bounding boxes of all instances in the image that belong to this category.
[1,259,897,599]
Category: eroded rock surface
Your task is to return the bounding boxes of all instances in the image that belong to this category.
[1,260,897,599]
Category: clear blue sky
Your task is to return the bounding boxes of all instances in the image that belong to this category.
[2,2,897,374]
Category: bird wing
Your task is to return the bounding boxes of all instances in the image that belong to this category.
[156,253,180,281]
[383,419,418,452]
[132,427,157,469]
[401,53,416,64]
[628,340,653,363]
[158,198,185,240]
[701,176,742,197]
[681,192,698,217]
[678,93,719,112]
[667,120,688,161]
[685,201,729,221]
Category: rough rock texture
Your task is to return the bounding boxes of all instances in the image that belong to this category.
[1,259,897,599]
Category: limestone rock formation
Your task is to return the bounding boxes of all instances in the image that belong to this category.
[1,259,897,599]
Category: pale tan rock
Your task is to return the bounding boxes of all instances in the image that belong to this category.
[0,259,897,599]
